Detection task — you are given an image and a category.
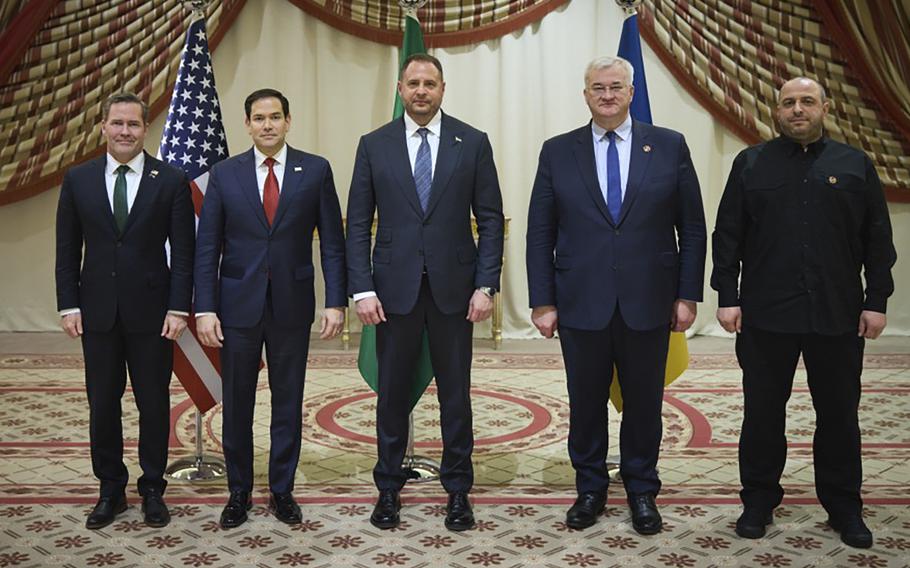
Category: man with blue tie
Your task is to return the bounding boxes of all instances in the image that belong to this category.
[55,92,195,529]
[195,89,346,529]
[526,56,706,533]
[346,53,504,531]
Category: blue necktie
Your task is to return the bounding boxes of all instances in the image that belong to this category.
[414,127,432,213]
[606,131,622,222]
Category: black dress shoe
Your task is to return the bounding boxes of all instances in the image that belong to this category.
[269,492,302,524]
[628,494,662,535]
[566,492,607,530]
[828,515,873,549]
[141,490,171,528]
[370,490,401,529]
[86,494,128,529]
[220,491,252,529]
[735,508,773,539]
[445,492,475,531]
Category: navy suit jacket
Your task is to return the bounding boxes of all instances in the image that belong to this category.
[346,113,504,315]
[526,120,707,331]
[194,146,346,328]
[55,152,195,333]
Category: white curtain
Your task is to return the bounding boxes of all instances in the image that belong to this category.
[1,0,908,336]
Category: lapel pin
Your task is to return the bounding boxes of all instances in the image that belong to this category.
[642,145,652,153]
[149,169,159,178]
[294,166,302,172]
[455,136,462,144]
[828,175,837,184]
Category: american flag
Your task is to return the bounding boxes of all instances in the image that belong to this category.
[159,16,228,413]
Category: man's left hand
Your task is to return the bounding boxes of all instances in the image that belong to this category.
[858,310,886,339]
[671,299,697,332]
[161,313,188,341]
[467,290,494,322]
[320,307,345,340]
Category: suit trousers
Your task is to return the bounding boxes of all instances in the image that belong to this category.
[559,307,669,497]
[736,326,865,518]
[221,287,311,494]
[82,316,172,497]
[374,276,474,493]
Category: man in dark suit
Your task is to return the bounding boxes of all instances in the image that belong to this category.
[347,53,504,532]
[195,88,346,529]
[55,92,195,529]
[526,56,706,533]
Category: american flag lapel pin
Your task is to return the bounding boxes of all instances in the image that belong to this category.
[455,136,462,144]
[294,166,302,172]
[642,145,652,153]
[149,169,159,178]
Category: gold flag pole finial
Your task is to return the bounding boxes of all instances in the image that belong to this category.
[399,0,429,18]
[183,0,210,19]
[614,0,642,16]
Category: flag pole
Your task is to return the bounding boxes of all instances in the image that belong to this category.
[162,0,227,482]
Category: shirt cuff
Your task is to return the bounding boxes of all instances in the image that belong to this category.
[353,291,377,302]
[167,310,189,317]
[195,312,217,318]
[59,308,80,317]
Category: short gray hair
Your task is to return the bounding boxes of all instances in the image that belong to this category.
[584,56,634,86]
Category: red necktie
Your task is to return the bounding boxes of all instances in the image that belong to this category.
[263,156,279,226]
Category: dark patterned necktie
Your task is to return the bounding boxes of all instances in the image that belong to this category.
[414,127,432,212]
[113,164,129,234]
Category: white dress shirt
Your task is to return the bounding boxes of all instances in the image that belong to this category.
[105,151,144,214]
[253,143,287,199]
[353,111,442,303]
[592,114,633,203]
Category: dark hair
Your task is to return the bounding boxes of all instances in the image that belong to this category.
[101,92,149,122]
[400,53,443,80]
[244,88,290,119]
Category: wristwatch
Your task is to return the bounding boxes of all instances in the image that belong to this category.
[478,286,496,298]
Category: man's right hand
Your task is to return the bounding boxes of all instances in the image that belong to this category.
[716,306,742,334]
[61,313,83,338]
[531,305,558,338]
[197,314,224,348]
[355,296,387,326]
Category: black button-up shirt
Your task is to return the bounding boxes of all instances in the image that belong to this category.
[711,136,896,335]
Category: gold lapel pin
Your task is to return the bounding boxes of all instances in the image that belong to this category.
[642,144,652,153]
[828,175,837,184]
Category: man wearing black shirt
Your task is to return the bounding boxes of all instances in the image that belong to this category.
[711,77,896,549]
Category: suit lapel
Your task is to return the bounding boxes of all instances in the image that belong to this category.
[423,113,463,220]
[121,152,159,235]
[235,149,270,231]
[271,147,304,230]
[619,120,651,225]
[87,156,120,236]
[385,119,424,217]
[572,123,613,225]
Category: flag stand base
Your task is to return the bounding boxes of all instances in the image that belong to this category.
[403,413,440,483]
[166,410,226,482]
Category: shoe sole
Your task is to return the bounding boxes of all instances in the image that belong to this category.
[143,515,170,528]
[85,500,128,530]
[827,519,873,549]
[444,519,475,531]
[269,506,302,525]
[220,502,252,529]
[566,517,598,530]
[632,522,662,536]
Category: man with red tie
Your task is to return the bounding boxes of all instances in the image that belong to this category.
[195,89,347,528]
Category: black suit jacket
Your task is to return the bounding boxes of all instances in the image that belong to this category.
[346,113,504,315]
[55,152,195,333]
[526,120,707,330]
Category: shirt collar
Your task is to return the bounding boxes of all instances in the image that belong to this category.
[404,110,442,139]
[106,151,145,175]
[254,144,288,168]
[591,114,633,142]
[779,134,827,156]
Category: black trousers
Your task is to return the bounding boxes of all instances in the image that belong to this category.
[374,276,474,493]
[559,307,669,497]
[736,326,865,518]
[221,289,311,495]
[82,316,172,498]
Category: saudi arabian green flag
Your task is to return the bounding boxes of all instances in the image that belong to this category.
[358,12,434,411]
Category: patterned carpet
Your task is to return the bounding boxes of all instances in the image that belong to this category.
[0,351,908,568]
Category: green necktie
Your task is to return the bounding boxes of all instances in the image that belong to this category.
[113,164,129,234]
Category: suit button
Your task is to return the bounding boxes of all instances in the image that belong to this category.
[612,265,617,270]
[111,271,116,277]
[116,241,122,247]
[614,230,620,236]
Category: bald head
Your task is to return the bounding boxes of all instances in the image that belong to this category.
[776,77,829,145]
